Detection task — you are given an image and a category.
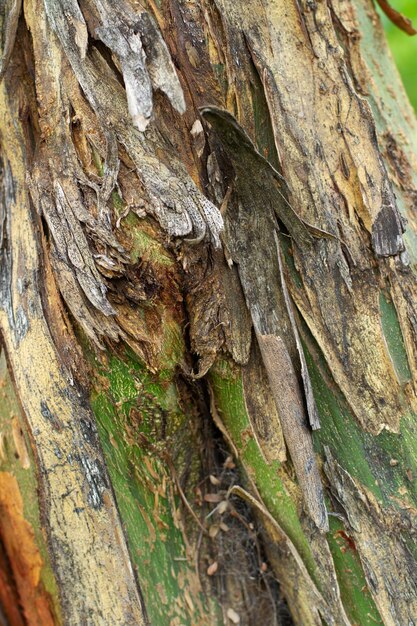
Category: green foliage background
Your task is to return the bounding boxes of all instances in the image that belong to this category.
[381,0,417,111]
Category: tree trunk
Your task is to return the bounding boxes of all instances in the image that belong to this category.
[0,1,416,624]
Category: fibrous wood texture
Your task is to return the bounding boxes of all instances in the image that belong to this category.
[0,1,416,625]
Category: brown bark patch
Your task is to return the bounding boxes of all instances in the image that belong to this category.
[375,0,417,35]
[0,472,56,626]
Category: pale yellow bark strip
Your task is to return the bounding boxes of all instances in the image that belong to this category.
[0,83,146,626]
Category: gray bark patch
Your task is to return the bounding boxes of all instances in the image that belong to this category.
[372,200,406,257]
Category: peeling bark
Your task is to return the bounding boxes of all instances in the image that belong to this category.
[1,0,417,625]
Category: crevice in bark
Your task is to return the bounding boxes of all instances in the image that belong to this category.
[174,365,291,625]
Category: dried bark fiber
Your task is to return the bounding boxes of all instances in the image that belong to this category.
[0,0,417,625]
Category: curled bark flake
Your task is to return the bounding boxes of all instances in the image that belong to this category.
[29,140,131,350]
[44,0,185,130]
[240,16,409,433]
[33,172,158,363]
[257,333,328,532]
[55,182,116,314]
[199,107,327,528]
[30,171,116,318]
[275,233,320,430]
[60,35,223,247]
[371,186,407,257]
[119,130,223,247]
[49,252,116,348]
[242,339,286,465]
[26,6,182,364]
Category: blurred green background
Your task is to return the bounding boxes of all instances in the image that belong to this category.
[380,0,417,111]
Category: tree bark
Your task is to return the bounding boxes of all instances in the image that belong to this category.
[0,1,416,625]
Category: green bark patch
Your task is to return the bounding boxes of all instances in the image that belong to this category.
[327,517,384,626]
[209,356,384,626]
[208,358,319,583]
[306,339,417,510]
[112,191,174,267]
[91,352,219,626]
[379,290,411,383]
[299,338,414,625]
[129,225,174,266]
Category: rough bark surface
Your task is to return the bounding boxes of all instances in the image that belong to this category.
[0,1,416,625]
